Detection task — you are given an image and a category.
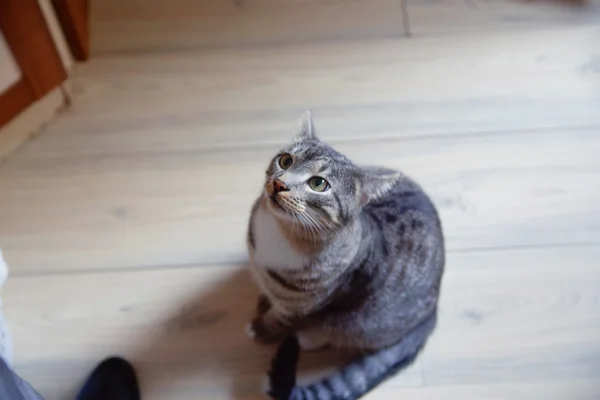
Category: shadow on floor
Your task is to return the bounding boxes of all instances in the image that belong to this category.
[114,267,353,399]
[127,268,269,399]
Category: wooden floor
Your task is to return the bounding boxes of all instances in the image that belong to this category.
[1,0,600,398]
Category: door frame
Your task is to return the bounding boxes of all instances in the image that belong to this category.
[51,0,89,61]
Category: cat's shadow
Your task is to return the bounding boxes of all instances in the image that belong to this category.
[126,267,269,399]
[119,267,352,400]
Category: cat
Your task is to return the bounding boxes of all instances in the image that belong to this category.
[246,110,445,400]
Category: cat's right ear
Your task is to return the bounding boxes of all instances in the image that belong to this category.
[294,109,318,142]
[357,166,401,206]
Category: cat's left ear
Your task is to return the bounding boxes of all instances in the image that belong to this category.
[294,109,318,142]
[358,166,401,206]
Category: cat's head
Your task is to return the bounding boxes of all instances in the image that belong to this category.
[262,110,400,237]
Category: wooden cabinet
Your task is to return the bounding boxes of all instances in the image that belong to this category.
[0,0,68,127]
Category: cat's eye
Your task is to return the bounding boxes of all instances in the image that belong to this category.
[278,154,293,169]
[308,176,329,192]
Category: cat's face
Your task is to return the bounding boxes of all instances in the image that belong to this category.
[262,111,400,239]
[263,137,360,235]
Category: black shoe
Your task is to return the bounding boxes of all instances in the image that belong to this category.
[76,357,140,400]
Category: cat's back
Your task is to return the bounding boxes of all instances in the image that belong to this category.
[360,172,445,278]
[245,148,445,349]
[364,174,441,231]
[325,174,444,348]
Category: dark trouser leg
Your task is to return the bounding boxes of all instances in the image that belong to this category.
[0,357,44,400]
[76,357,140,400]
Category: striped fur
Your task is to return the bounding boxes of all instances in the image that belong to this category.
[269,312,437,400]
[246,111,445,397]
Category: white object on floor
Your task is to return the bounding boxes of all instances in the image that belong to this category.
[0,248,13,364]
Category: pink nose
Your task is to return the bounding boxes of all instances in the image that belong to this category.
[273,180,288,193]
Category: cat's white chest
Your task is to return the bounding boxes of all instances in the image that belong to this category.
[251,205,306,270]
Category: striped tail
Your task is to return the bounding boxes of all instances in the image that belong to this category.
[268,312,437,400]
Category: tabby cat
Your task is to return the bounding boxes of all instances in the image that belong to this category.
[246,111,445,400]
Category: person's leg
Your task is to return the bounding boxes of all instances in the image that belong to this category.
[1,247,12,364]
[0,248,44,399]
[0,357,44,400]
[0,249,139,400]
[76,357,140,400]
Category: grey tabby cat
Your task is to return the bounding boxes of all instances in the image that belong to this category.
[246,111,445,400]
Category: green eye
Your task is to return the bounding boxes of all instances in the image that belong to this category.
[278,154,293,169]
[308,176,329,192]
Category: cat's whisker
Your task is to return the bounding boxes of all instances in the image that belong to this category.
[302,207,328,237]
[296,210,318,239]
[296,211,319,244]
[302,211,323,244]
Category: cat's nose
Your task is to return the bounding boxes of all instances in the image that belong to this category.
[273,180,289,194]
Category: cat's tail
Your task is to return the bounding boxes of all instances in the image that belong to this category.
[267,312,437,400]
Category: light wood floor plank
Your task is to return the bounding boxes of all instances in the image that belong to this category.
[2,3,599,399]
[5,246,600,399]
[90,0,599,53]
[363,379,600,400]
[1,129,598,273]
[91,0,407,54]
[31,26,598,155]
[406,0,600,36]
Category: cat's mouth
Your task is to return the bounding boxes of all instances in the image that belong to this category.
[269,195,287,212]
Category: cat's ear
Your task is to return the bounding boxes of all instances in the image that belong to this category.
[294,109,318,142]
[358,166,401,206]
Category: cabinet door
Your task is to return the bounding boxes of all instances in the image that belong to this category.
[0,0,67,127]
